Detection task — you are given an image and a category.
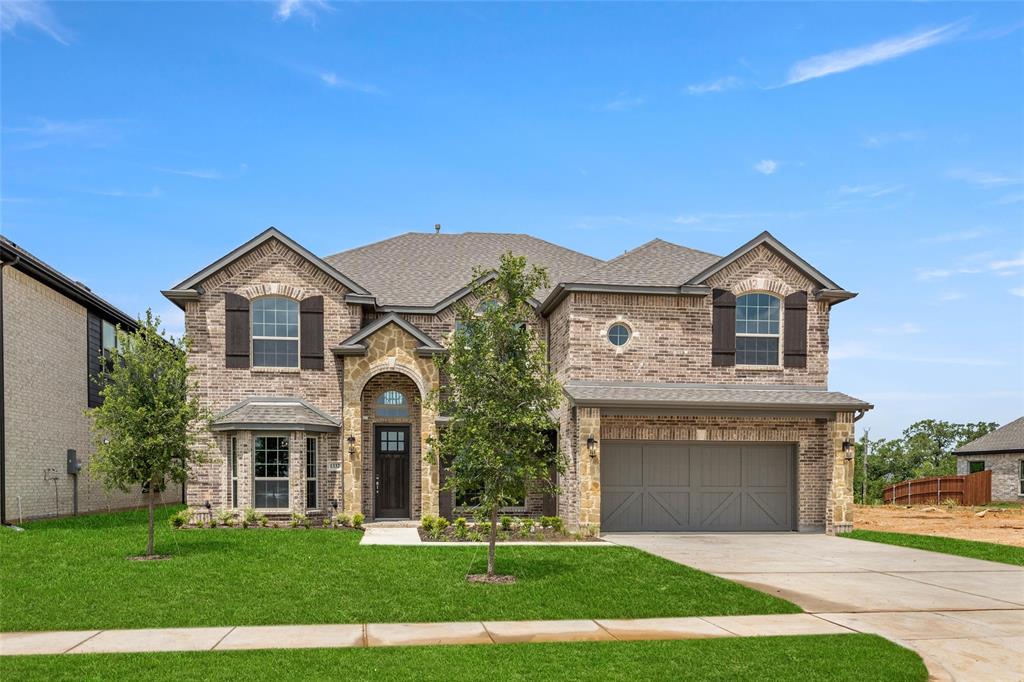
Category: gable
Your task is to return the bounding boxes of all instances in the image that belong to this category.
[688,231,843,292]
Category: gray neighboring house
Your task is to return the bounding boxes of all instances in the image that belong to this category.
[1,237,183,523]
[955,416,1024,502]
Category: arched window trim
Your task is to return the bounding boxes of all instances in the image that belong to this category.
[251,295,300,368]
[735,291,783,367]
[375,390,409,418]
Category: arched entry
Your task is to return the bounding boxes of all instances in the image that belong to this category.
[361,372,422,519]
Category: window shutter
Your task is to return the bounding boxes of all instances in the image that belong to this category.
[224,293,250,368]
[711,289,736,367]
[783,291,808,368]
[300,295,325,370]
[438,457,454,521]
[86,312,103,407]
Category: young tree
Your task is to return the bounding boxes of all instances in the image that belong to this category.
[89,310,208,557]
[427,254,563,580]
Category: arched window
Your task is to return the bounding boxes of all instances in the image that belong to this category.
[375,390,409,418]
[735,293,780,366]
[251,297,299,368]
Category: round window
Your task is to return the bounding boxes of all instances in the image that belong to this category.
[608,323,631,347]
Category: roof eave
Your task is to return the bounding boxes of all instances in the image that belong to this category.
[538,282,711,317]
[211,422,339,433]
[816,289,858,305]
[569,396,874,412]
[161,288,200,311]
[954,448,1024,456]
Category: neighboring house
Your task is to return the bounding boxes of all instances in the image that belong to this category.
[955,417,1024,502]
[164,227,870,534]
[1,237,183,523]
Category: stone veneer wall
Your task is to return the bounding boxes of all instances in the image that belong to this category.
[341,322,439,518]
[547,244,830,386]
[183,237,357,510]
[957,453,1023,502]
[3,266,181,520]
[566,411,855,533]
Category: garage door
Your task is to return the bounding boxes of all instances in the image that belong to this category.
[601,442,795,532]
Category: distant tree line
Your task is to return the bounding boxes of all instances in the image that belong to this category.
[853,419,999,504]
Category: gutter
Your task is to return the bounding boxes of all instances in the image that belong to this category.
[538,282,711,317]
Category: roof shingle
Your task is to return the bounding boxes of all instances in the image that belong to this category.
[577,238,720,287]
[564,381,872,411]
[212,397,340,432]
[954,416,1024,455]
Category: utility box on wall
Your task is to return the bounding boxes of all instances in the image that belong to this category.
[66,449,82,475]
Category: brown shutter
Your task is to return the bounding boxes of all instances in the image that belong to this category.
[784,291,808,368]
[87,312,103,407]
[224,293,250,368]
[711,289,736,367]
[300,296,325,370]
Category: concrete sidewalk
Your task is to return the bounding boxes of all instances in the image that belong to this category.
[604,533,1024,681]
[0,614,853,656]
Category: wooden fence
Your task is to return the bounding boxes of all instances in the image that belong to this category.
[883,470,992,506]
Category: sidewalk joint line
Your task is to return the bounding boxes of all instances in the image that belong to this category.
[63,630,103,654]
[212,626,236,650]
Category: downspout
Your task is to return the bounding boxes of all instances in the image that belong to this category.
[0,255,19,525]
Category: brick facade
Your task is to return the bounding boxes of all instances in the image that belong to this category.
[177,232,857,534]
[3,266,181,521]
[957,454,1023,502]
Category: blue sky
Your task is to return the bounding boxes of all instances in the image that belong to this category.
[2,1,1023,438]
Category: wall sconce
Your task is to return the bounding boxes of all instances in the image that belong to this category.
[331,499,338,511]
[842,439,854,460]
[347,434,357,457]
[586,435,597,458]
[203,500,211,510]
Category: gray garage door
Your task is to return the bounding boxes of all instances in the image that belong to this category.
[601,442,795,532]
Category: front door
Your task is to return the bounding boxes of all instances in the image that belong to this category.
[374,426,410,518]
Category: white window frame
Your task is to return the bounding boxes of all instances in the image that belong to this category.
[253,433,290,510]
[306,437,318,510]
[735,292,783,367]
[101,320,118,352]
[250,297,300,369]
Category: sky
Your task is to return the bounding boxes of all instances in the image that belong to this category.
[2,1,1023,439]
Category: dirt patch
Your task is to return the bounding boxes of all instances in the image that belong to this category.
[855,504,1024,547]
[466,574,517,585]
[127,554,173,561]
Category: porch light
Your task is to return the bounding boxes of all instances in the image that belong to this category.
[842,439,854,460]
[586,435,597,457]
[331,499,338,510]
[347,434,357,457]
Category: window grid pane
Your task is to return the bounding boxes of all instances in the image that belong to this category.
[736,294,780,335]
[375,390,409,417]
[736,336,779,366]
[608,323,631,346]
[252,339,298,367]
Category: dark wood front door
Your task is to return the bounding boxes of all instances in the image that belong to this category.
[374,426,410,518]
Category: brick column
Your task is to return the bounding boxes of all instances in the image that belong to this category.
[577,407,601,530]
[289,431,305,512]
[827,413,855,534]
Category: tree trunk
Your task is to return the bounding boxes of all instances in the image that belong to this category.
[146,486,155,556]
[487,504,499,577]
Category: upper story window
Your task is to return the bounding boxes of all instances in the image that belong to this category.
[102,320,118,353]
[735,293,780,366]
[607,322,631,347]
[375,390,409,418]
[251,297,299,368]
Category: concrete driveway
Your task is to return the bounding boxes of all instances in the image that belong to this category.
[605,533,1024,681]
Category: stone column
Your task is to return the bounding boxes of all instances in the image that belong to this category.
[827,413,856,534]
[289,430,306,513]
[577,407,602,530]
[420,404,439,517]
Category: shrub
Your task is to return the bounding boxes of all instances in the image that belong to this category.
[498,531,510,542]
[428,517,450,540]
[205,517,216,529]
[500,515,514,531]
[169,508,193,528]
[243,508,259,526]
[334,513,351,528]
[469,530,485,542]
[257,514,269,527]
[521,518,535,533]
[942,497,960,508]
[352,513,364,529]
[540,516,564,533]
[420,515,437,532]
[289,512,309,529]
[453,517,469,539]
[215,508,235,527]
[322,516,333,528]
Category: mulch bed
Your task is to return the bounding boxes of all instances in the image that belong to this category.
[127,554,172,561]
[418,527,599,543]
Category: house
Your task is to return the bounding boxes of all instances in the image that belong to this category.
[163,227,871,534]
[955,417,1023,502]
[1,237,183,523]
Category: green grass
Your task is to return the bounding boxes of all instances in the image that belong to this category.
[842,530,1024,566]
[0,636,927,682]
[0,506,797,632]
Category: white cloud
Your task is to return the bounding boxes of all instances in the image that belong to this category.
[990,254,1024,271]
[754,159,778,175]
[1011,288,1024,298]
[871,322,924,336]
[87,187,162,199]
[948,168,1024,187]
[604,93,645,111]
[783,20,967,86]
[916,252,1024,280]
[317,71,380,94]
[686,76,742,95]
[153,167,222,180]
[672,215,702,225]
[4,118,119,149]
[920,228,987,244]
[937,291,965,302]
[0,0,69,44]
[830,341,1005,366]
[838,184,905,198]
[275,0,330,22]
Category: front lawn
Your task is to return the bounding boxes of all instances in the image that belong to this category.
[0,636,927,682]
[0,507,797,632]
[842,530,1024,566]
